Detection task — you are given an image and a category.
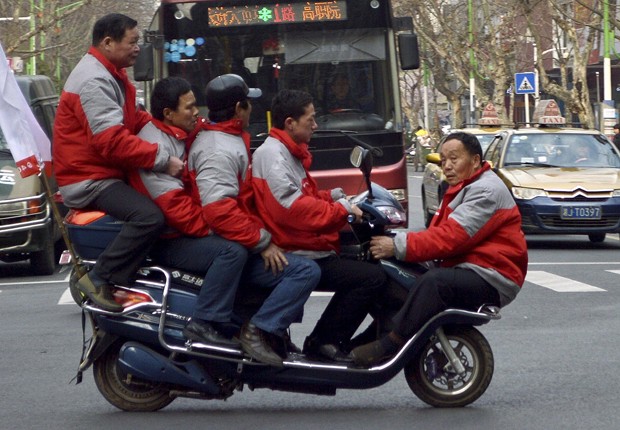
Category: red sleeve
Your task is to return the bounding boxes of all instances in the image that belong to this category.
[93,124,158,170]
[155,189,211,237]
[202,198,262,248]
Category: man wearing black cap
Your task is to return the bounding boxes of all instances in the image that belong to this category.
[187,74,320,366]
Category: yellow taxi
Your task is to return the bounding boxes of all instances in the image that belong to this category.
[483,100,620,242]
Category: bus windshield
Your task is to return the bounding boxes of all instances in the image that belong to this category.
[159,1,399,140]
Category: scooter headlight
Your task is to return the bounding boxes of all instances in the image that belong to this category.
[376,205,407,226]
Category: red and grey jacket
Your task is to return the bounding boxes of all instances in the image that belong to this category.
[53,47,169,207]
[187,119,270,252]
[130,119,210,238]
[393,162,528,306]
[251,128,354,256]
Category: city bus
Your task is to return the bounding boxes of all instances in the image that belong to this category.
[135,0,419,226]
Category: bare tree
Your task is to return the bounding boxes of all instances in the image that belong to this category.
[1,0,158,89]
[393,0,603,128]
[394,0,527,126]
[519,0,600,128]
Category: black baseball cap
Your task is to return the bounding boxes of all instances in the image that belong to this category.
[205,74,262,111]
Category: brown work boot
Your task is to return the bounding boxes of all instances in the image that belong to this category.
[239,323,283,367]
[76,273,123,312]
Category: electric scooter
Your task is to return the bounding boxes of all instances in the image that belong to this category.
[64,146,500,411]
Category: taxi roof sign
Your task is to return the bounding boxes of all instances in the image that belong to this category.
[532,99,566,125]
[478,102,501,126]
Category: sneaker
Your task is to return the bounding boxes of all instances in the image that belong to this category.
[76,273,123,312]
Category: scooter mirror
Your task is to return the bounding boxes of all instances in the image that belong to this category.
[350,146,373,174]
[350,146,365,167]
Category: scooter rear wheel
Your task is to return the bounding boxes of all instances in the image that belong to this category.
[93,342,175,412]
[404,325,494,407]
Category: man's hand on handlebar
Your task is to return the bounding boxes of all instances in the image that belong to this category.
[370,235,395,259]
[350,204,363,223]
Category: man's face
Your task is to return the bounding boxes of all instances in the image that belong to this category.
[440,138,481,186]
[166,91,198,133]
[288,103,317,144]
[104,27,141,69]
[331,77,349,99]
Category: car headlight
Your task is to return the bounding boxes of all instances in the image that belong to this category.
[511,187,547,200]
[376,205,407,226]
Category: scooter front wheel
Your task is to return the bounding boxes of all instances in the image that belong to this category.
[93,342,175,412]
[404,325,494,407]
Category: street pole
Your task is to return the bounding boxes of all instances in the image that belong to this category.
[603,0,612,101]
[28,0,36,74]
[423,62,430,131]
[533,42,539,107]
[468,0,475,124]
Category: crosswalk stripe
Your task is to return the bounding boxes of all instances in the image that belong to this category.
[526,271,605,292]
[58,288,75,305]
[607,270,620,275]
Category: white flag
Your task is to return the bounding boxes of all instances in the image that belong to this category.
[0,43,51,178]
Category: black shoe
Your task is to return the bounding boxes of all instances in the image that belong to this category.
[76,273,122,312]
[350,338,396,368]
[239,323,283,367]
[303,337,353,363]
[268,331,301,359]
[283,331,302,354]
[183,319,240,348]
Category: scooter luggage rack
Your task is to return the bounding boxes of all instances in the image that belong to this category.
[79,265,167,316]
[152,266,247,363]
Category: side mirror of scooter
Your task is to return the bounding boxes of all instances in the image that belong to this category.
[350,146,374,199]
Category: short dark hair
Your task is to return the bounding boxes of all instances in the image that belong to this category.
[614,124,620,129]
[92,13,138,46]
[271,89,314,129]
[150,77,192,121]
[208,100,249,123]
[444,131,483,160]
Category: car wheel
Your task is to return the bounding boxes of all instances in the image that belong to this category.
[31,239,56,276]
[588,233,606,243]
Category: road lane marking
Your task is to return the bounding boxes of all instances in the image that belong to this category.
[525,271,605,292]
[607,270,620,275]
[58,288,76,305]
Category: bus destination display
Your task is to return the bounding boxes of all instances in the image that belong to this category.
[208,1,347,27]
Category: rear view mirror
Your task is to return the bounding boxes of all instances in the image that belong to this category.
[350,146,365,167]
[134,44,154,81]
[398,33,420,70]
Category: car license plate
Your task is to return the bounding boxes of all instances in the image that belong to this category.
[560,206,601,219]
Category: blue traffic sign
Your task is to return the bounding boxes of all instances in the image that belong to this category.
[515,72,536,94]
